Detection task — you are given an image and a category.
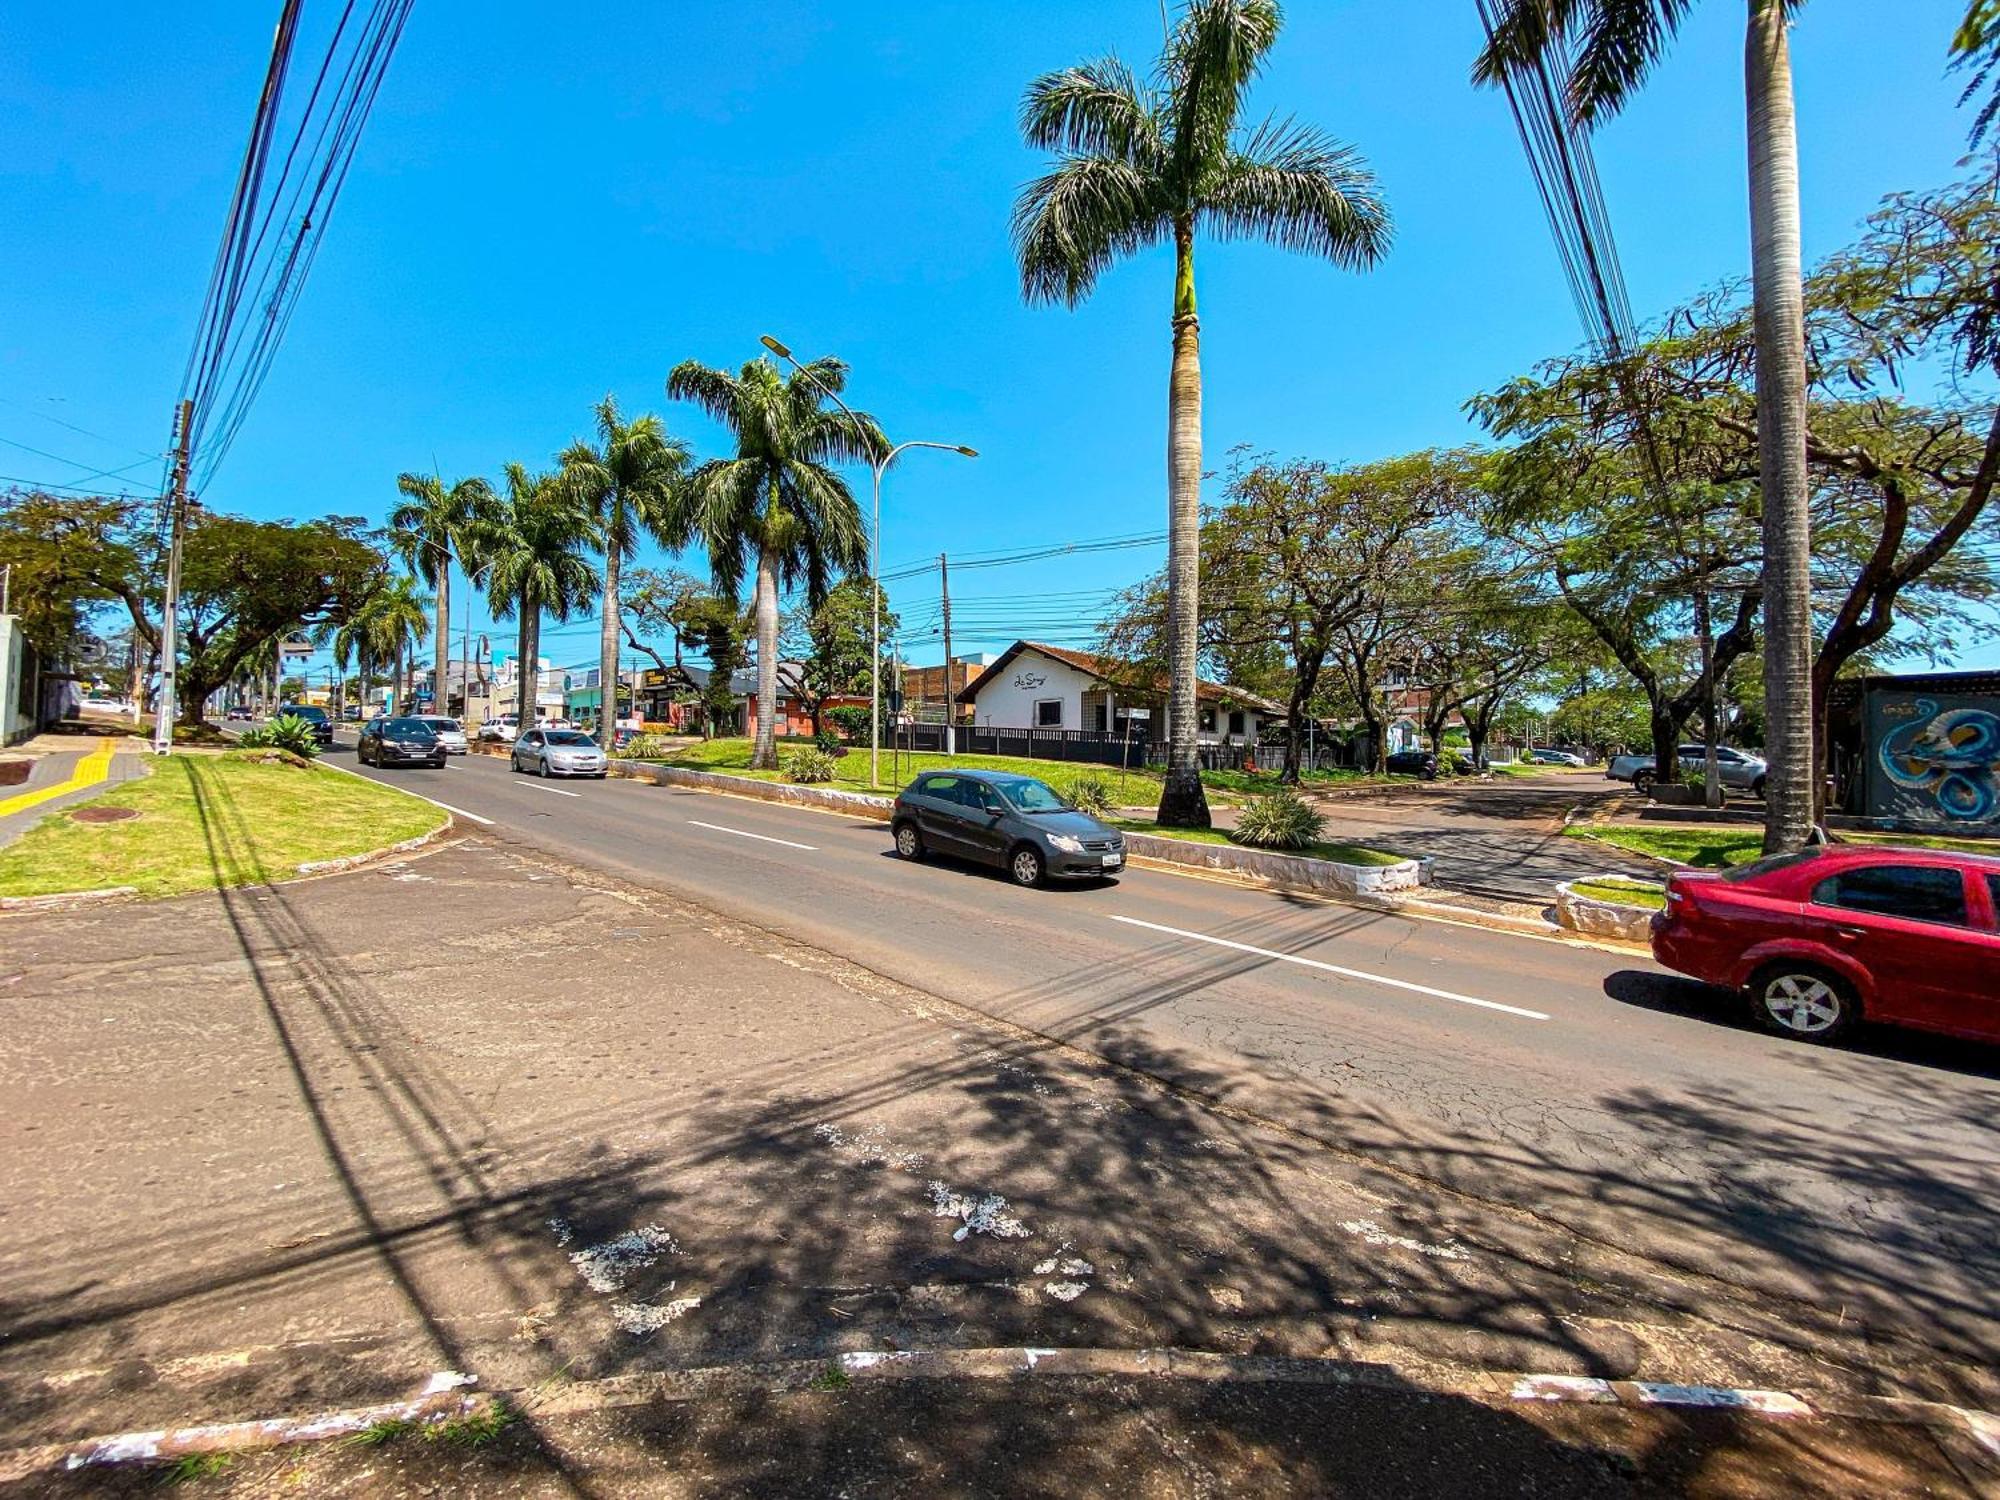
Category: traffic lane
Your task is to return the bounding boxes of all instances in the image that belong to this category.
[340,748,2000,1358]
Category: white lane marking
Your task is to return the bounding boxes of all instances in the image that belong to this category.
[318,756,495,825]
[1105,914,1551,1020]
[686,819,817,852]
[527,783,583,798]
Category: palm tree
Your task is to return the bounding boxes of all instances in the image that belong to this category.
[363,574,431,714]
[390,472,496,720]
[558,396,690,738]
[1476,1,1815,852]
[477,463,601,725]
[1014,0,1390,828]
[664,356,879,771]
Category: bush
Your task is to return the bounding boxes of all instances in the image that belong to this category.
[622,732,676,759]
[239,712,321,760]
[784,746,840,784]
[825,705,873,743]
[1230,785,1325,850]
[1065,773,1114,816]
[811,729,848,757]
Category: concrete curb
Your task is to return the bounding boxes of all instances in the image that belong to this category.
[0,884,139,912]
[1120,830,1429,897]
[293,820,456,876]
[1552,875,1664,944]
[10,1346,1995,1482]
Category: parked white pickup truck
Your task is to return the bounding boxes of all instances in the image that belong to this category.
[1607,743,1768,796]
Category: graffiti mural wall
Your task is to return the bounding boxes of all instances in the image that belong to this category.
[1867,690,2000,826]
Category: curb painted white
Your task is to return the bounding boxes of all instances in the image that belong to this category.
[1121,830,1429,897]
[12,1345,1995,1482]
[1552,875,1662,944]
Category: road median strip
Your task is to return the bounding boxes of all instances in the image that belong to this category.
[8,1345,1992,1483]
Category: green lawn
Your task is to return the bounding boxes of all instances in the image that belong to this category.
[1567,876,1667,910]
[1567,822,1998,870]
[0,751,447,899]
[1110,818,1408,867]
[638,737,1170,801]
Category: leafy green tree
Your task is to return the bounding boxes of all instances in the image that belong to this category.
[1954,1,2000,143]
[0,491,142,664]
[1014,0,1390,827]
[559,395,690,735]
[665,355,879,769]
[1476,1,1817,848]
[781,575,899,737]
[390,471,495,718]
[476,464,601,725]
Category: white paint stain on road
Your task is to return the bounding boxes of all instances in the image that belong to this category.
[611,1296,701,1335]
[551,1220,680,1293]
[1105,915,1552,1021]
[928,1181,1029,1241]
[1339,1218,1470,1261]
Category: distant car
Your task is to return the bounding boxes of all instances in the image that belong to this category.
[1608,744,1767,796]
[1527,748,1588,767]
[414,715,469,755]
[225,706,254,721]
[1651,844,2000,1044]
[477,713,521,743]
[357,715,445,769]
[1385,749,1438,780]
[891,770,1125,888]
[512,727,607,778]
[283,703,336,746]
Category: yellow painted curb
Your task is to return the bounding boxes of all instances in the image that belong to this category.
[0,738,116,819]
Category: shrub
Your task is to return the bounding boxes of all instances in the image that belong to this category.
[623,732,675,759]
[811,729,848,757]
[826,705,873,743]
[784,746,840,784]
[1230,785,1326,850]
[239,713,320,759]
[1065,773,1114,816]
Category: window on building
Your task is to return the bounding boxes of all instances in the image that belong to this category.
[1228,710,1246,736]
[1199,707,1216,733]
[1035,698,1063,728]
[1811,865,1968,927]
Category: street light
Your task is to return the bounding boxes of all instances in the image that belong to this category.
[760,334,977,788]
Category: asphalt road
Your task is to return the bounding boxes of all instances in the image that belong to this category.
[331,736,2000,1391]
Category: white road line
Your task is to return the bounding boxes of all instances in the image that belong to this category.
[687,819,817,852]
[319,757,495,825]
[1105,915,1551,1021]
[527,783,583,798]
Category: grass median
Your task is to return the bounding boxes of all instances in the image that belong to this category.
[0,750,448,899]
[1110,818,1408,867]
[1566,822,1998,869]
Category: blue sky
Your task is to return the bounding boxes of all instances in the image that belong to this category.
[1,0,1991,679]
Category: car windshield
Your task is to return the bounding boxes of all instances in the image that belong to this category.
[1720,849,1826,882]
[545,731,596,747]
[423,718,461,732]
[383,721,433,741]
[997,778,1071,813]
[291,707,327,721]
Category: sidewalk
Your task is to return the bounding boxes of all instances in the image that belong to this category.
[0,836,1990,1493]
[0,736,146,849]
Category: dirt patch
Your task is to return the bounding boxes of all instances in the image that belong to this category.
[68,806,139,824]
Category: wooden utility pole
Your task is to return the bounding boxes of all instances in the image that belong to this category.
[939,552,954,753]
[151,398,194,755]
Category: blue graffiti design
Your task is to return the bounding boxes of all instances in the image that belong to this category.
[1877,698,2000,821]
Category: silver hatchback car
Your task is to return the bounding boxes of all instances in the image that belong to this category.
[511,727,609,779]
[415,715,470,754]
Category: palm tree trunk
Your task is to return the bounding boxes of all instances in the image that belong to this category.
[600,525,622,743]
[1747,0,1815,852]
[434,550,451,720]
[516,600,534,726]
[1157,219,1211,828]
[751,546,780,770]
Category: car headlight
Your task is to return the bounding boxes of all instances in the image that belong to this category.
[1047,834,1085,853]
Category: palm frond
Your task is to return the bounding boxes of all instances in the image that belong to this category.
[1012,155,1165,307]
[1020,57,1164,166]
[1203,115,1392,268]
[1165,0,1281,180]
[666,361,744,428]
[1474,0,1694,125]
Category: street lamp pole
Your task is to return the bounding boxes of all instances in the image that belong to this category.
[759,335,975,791]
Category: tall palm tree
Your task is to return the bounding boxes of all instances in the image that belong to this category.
[363,574,431,714]
[1476,0,1815,852]
[1014,0,1390,828]
[390,471,495,719]
[664,356,879,771]
[477,463,601,725]
[558,396,690,737]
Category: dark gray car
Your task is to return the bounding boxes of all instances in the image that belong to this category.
[891,770,1125,887]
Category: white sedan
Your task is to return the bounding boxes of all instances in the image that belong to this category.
[510,727,608,779]
[414,715,470,754]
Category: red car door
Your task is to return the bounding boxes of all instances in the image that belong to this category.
[1803,864,1995,1035]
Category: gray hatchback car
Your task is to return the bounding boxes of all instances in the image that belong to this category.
[891,770,1126,887]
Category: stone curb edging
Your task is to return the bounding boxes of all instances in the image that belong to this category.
[0,884,139,912]
[1552,875,1664,944]
[293,820,456,876]
[9,1347,1995,1482]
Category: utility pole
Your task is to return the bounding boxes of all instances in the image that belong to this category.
[152,398,194,755]
[939,552,954,755]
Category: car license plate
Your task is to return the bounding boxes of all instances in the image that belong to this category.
[1102,853,1123,868]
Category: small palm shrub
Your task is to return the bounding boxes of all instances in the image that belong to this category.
[1065,773,1114,816]
[784,746,840,784]
[1230,785,1325,850]
[240,713,321,759]
[623,733,675,759]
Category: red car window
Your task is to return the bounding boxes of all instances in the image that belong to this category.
[1811,865,1969,927]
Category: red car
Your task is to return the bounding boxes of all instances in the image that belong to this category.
[1650,844,2000,1044]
